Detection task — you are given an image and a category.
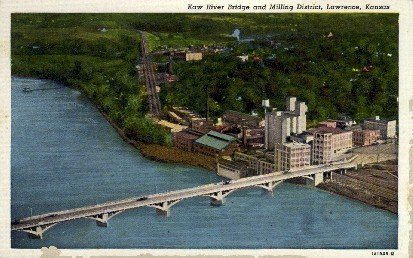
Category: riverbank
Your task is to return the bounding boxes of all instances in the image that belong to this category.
[99,106,398,214]
[98,109,218,172]
[14,76,398,215]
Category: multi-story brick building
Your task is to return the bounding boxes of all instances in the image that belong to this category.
[352,129,380,146]
[311,127,353,165]
[233,152,276,175]
[275,142,311,171]
[363,116,397,139]
[220,110,265,148]
[242,128,265,148]
[172,129,204,151]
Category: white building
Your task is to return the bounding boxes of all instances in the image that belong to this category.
[275,142,311,171]
[264,97,308,150]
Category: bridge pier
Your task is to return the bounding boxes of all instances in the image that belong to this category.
[314,173,323,186]
[156,208,170,216]
[208,189,235,206]
[88,210,124,227]
[27,226,44,239]
[257,181,282,193]
[21,224,57,239]
[150,200,181,217]
[210,191,224,206]
[210,197,224,206]
[28,232,42,239]
[302,174,323,186]
[95,213,109,227]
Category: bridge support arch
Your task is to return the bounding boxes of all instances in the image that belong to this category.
[87,210,124,227]
[149,199,182,217]
[20,223,57,239]
[207,189,235,206]
[256,180,283,193]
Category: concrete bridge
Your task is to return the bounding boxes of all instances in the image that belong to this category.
[11,161,357,239]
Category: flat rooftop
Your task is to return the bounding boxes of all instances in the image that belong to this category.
[282,141,311,148]
[364,118,396,123]
[308,126,350,135]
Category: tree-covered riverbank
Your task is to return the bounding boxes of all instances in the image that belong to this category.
[12,13,398,142]
[11,14,175,145]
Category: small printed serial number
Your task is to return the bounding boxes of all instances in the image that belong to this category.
[372,251,394,256]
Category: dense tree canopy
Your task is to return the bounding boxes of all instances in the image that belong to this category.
[11,13,398,143]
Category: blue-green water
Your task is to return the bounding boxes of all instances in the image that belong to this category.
[11,77,397,249]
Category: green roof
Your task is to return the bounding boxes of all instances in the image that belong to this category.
[195,131,237,150]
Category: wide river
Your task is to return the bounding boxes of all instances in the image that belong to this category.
[11,77,397,249]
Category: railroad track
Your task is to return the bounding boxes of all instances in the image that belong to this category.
[139,32,162,116]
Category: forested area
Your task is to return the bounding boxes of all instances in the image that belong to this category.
[160,14,398,125]
[11,13,398,144]
[11,14,173,145]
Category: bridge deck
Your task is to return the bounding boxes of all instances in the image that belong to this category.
[11,162,356,231]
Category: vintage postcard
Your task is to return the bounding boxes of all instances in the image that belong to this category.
[0,0,411,257]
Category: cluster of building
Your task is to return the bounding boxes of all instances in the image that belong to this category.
[171,107,266,157]
[168,98,397,179]
[170,107,239,157]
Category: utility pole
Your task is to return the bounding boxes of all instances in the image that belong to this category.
[205,84,209,121]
